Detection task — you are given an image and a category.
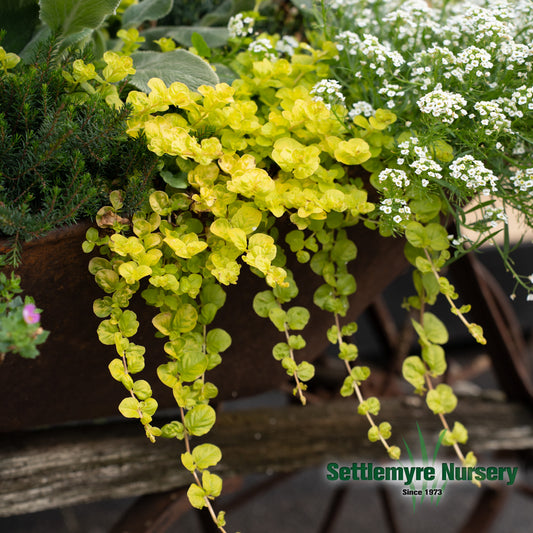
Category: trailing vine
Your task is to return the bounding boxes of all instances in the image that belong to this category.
[81,1,533,527]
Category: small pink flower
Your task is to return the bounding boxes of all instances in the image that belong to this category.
[22,303,40,324]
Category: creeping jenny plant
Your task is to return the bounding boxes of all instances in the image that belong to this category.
[80,1,533,530]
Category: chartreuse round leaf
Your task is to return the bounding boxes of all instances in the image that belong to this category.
[272,272,298,302]
[358,397,381,416]
[181,451,196,472]
[402,355,427,394]
[108,359,133,389]
[252,291,277,318]
[202,471,223,498]
[422,343,447,376]
[268,307,287,332]
[176,350,208,382]
[206,328,231,354]
[118,310,139,337]
[421,313,449,345]
[174,304,198,333]
[193,443,222,470]
[296,361,315,381]
[288,335,306,350]
[133,380,152,400]
[351,366,370,384]
[153,312,172,335]
[286,306,310,330]
[97,320,118,345]
[340,375,354,397]
[339,342,358,361]
[118,397,141,418]
[331,238,357,263]
[93,297,113,318]
[388,446,401,460]
[286,230,305,252]
[125,344,145,373]
[157,361,178,388]
[272,342,290,360]
[426,383,457,414]
[336,273,357,296]
[425,223,450,251]
[95,269,120,293]
[440,421,468,446]
[187,483,206,509]
[200,282,226,309]
[341,322,358,336]
[231,205,262,234]
[313,284,336,312]
[173,382,197,409]
[161,420,184,439]
[327,325,339,344]
[184,404,216,436]
[368,426,380,442]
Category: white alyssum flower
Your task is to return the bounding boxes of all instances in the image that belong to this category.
[349,101,375,118]
[378,168,411,189]
[483,205,508,228]
[417,85,467,123]
[379,197,411,225]
[227,13,254,39]
[449,155,499,194]
[511,85,533,111]
[275,35,299,56]
[511,168,533,191]
[456,46,494,77]
[310,79,345,109]
[473,100,512,135]
[378,81,405,109]
[248,38,276,60]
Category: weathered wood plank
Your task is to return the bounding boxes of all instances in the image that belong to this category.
[0,394,532,517]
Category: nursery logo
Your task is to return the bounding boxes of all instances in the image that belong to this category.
[325,423,518,511]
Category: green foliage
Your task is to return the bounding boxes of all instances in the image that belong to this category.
[0,41,157,266]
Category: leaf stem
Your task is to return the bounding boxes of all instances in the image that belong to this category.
[334,313,391,453]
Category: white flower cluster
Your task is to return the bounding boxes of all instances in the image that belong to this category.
[449,155,499,195]
[511,85,533,112]
[449,234,472,247]
[336,31,404,77]
[410,46,456,82]
[310,79,346,109]
[227,13,254,39]
[379,197,411,225]
[510,168,533,192]
[410,157,442,184]
[473,100,512,135]
[382,0,440,49]
[396,137,442,186]
[378,81,405,109]
[378,168,411,189]
[348,100,375,118]
[453,6,513,48]
[482,205,508,228]
[248,38,276,61]
[499,42,533,73]
[417,85,467,123]
[456,46,493,78]
[275,36,299,56]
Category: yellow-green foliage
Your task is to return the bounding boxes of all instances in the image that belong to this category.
[123,41,391,288]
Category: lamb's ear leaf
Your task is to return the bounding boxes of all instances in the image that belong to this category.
[130,50,218,92]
